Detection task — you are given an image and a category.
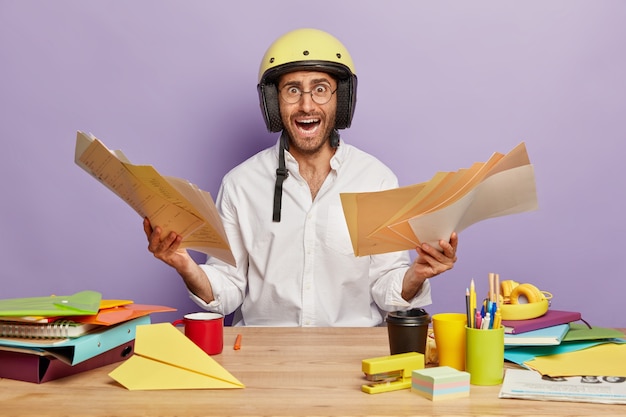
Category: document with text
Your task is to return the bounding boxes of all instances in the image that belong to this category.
[341,142,538,255]
[75,131,235,266]
[500,368,626,405]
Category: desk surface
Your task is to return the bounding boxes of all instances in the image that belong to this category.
[1,326,623,416]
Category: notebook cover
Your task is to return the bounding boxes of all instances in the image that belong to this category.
[501,310,581,334]
[0,340,134,383]
[504,323,570,346]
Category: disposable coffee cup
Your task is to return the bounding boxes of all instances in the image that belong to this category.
[386,308,431,355]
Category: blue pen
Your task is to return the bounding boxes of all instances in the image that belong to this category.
[489,302,497,329]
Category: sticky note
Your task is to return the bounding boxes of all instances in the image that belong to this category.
[411,366,470,401]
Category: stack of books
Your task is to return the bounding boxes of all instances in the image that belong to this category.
[0,290,175,383]
[503,310,585,346]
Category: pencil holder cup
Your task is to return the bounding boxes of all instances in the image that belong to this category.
[386,308,431,355]
[465,326,504,385]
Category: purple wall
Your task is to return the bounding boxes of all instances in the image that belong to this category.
[1,1,624,327]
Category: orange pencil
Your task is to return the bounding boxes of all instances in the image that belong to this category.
[234,333,242,350]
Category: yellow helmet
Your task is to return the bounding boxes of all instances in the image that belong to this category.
[257,28,358,133]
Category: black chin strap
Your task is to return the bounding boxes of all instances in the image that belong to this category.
[329,129,340,148]
[272,131,290,222]
[272,129,340,222]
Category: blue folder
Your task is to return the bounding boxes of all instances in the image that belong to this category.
[0,315,149,365]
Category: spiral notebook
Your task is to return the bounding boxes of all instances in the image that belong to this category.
[0,320,100,339]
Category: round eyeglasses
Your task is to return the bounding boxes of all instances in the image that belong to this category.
[280,84,337,105]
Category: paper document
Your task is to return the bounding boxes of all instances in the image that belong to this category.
[75,131,235,266]
[500,368,626,405]
[341,142,538,255]
[523,342,626,378]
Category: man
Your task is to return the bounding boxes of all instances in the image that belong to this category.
[144,28,458,326]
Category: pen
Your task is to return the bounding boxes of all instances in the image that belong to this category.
[234,333,242,350]
[470,279,476,328]
[493,309,502,330]
[481,312,491,330]
[489,301,497,328]
[465,288,471,326]
[475,311,482,329]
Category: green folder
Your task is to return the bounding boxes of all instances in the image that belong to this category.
[0,291,102,317]
[562,323,625,342]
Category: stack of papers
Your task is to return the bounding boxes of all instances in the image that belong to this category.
[500,324,626,404]
[504,324,625,375]
[340,142,538,255]
[0,292,175,383]
[75,131,235,266]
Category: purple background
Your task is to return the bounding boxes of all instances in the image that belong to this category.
[1,1,624,327]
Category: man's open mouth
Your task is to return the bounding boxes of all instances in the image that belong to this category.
[295,118,321,132]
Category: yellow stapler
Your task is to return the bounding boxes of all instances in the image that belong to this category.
[361,352,424,394]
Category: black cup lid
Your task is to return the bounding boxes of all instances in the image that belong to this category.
[385,308,431,325]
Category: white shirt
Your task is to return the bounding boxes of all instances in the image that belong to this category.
[190,138,431,326]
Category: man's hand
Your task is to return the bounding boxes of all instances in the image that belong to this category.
[401,232,459,301]
[143,217,194,273]
[143,217,216,303]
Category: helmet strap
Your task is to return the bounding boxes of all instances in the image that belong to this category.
[272,128,339,222]
[272,130,290,222]
[330,129,340,148]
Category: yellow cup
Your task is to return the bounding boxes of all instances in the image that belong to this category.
[432,313,467,371]
[465,326,504,385]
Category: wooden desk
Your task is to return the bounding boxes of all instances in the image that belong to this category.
[0,327,622,416]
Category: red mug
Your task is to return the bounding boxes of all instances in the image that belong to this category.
[172,312,224,355]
